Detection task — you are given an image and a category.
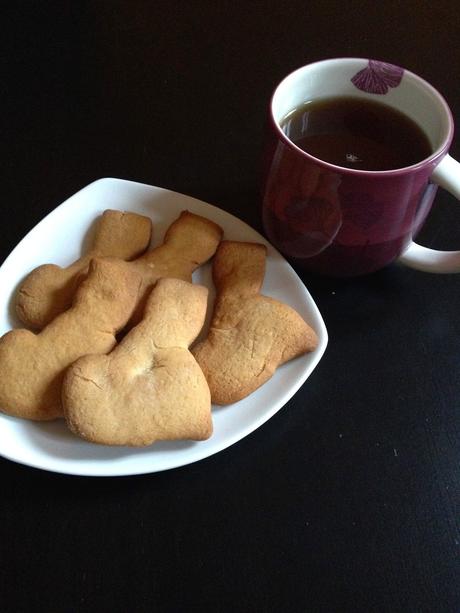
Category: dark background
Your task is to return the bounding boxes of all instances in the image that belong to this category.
[1,2,459,612]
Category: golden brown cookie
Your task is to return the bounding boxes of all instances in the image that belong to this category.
[16,209,152,329]
[62,278,212,446]
[192,241,318,404]
[121,210,223,325]
[0,258,142,421]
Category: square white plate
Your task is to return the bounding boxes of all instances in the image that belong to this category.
[0,178,327,476]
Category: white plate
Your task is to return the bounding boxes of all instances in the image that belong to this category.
[0,178,327,476]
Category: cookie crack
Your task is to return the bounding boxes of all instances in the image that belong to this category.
[74,373,104,390]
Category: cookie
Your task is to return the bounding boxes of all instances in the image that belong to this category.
[62,278,212,446]
[16,209,152,329]
[0,258,142,420]
[121,210,223,325]
[192,241,318,404]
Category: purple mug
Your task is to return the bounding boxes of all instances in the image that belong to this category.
[262,58,460,276]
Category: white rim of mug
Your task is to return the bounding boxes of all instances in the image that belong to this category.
[270,57,454,176]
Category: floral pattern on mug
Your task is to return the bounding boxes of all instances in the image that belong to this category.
[351,60,404,95]
[336,191,384,245]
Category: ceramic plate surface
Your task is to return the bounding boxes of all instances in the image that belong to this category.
[0,178,327,476]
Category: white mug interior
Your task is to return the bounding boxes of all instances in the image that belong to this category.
[271,58,453,158]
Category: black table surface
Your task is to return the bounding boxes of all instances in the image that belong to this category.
[2,3,459,612]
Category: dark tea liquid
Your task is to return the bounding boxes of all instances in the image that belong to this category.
[280,97,432,170]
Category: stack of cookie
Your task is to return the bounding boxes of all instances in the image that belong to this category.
[0,208,318,447]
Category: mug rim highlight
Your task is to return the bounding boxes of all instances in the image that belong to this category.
[270,57,454,177]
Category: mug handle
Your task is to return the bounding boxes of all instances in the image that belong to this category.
[399,155,460,273]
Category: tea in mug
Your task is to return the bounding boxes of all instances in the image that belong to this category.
[280,96,432,171]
